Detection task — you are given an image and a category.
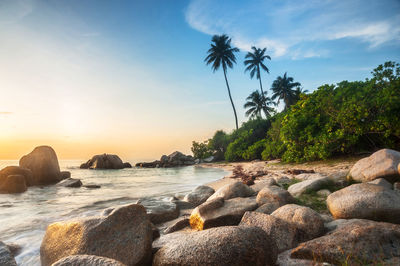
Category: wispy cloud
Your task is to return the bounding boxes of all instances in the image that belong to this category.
[0,112,12,115]
[185,0,400,59]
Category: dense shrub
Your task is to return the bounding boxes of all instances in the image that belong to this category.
[208,130,230,160]
[191,140,213,159]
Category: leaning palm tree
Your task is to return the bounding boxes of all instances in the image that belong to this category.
[271,72,301,110]
[244,46,271,97]
[244,90,275,119]
[205,34,240,129]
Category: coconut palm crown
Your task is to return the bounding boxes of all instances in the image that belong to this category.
[244,46,271,96]
[271,72,301,110]
[244,90,275,119]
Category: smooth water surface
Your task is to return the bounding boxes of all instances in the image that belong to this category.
[0,160,227,265]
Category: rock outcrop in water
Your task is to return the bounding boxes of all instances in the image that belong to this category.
[136,151,195,168]
[80,154,131,169]
[0,241,17,266]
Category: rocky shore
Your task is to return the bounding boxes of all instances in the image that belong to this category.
[2,148,400,265]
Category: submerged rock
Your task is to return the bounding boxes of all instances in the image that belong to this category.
[0,241,17,266]
[327,183,400,223]
[189,197,257,230]
[349,149,400,182]
[80,154,127,169]
[40,203,152,266]
[57,178,82,188]
[290,219,400,265]
[183,185,215,206]
[19,146,61,185]
[207,181,255,201]
[153,226,277,266]
[52,255,125,266]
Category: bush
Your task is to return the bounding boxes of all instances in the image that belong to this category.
[191,140,213,159]
[208,130,230,161]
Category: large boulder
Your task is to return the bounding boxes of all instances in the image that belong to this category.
[256,185,295,206]
[189,197,258,230]
[40,203,152,266]
[183,185,215,206]
[240,211,302,252]
[290,219,400,265]
[288,176,331,197]
[80,154,125,169]
[250,179,277,193]
[271,204,325,241]
[0,166,34,186]
[207,181,255,201]
[327,183,400,223]
[153,226,278,266]
[0,242,17,266]
[137,151,195,168]
[349,149,400,182]
[19,146,61,185]
[52,255,125,266]
[0,175,27,193]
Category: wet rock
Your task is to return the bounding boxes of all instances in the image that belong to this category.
[80,154,125,169]
[52,255,125,266]
[169,197,194,210]
[349,149,400,182]
[256,185,295,206]
[60,171,71,180]
[40,203,152,266]
[240,211,302,252]
[164,216,190,234]
[183,185,215,206]
[122,162,132,168]
[368,177,393,189]
[189,197,258,230]
[0,241,17,266]
[0,166,34,186]
[138,198,179,224]
[207,181,255,201]
[290,219,400,265]
[84,184,101,189]
[288,176,331,197]
[57,178,82,188]
[5,243,21,257]
[0,175,27,194]
[153,226,277,266]
[254,201,280,215]
[272,204,325,241]
[19,146,61,185]
[327,183,400,224]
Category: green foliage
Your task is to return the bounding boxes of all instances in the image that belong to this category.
[191,140,212,159]
[208,130,230,160]
[243,139,267,160]
[261,113,287,160]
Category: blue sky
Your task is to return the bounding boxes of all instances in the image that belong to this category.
[0,0,399,160]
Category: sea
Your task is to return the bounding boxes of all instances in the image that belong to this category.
[0,160,228,265]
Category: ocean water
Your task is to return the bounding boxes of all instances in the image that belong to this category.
[0,160,228,265]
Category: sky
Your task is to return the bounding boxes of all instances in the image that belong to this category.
[0,0,399,161]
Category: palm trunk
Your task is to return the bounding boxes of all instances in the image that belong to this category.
[223,68,238,130]
[258,67,266,118]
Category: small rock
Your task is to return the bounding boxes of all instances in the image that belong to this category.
[271,204,325,241]
[0,241,17,266]
[183,185,215,206]
[60,171,71,180]
[57,178,82,188]
[316,189,331,197]
[164,216,190,234]
[295,173,327,181]
[84,184,101,189]
[250,179,277,193]
[138,198,179,224]
[169,197,194,210]
[288,176,330,197]
[256,185,294,206]
[207,181,255,201]
[52,255,125,266]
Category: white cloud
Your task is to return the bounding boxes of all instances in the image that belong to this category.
[185,0,400,59]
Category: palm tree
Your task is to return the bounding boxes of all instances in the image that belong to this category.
[244,46,271,97]
[205,34,240,130]
[271,72,301,110]
[293,87,309,103]
[244,90,275,119]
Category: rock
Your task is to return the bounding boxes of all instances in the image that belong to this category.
[183,185,215,206]
[169,197,194,210]
[151,223,160,240]
[285,169,315,175]
[324,218,355,232]
[19,146,61,185]
[57,178,82,188]
[0,241,17,266]
[254,201,280,214]
[203,156,215,163]
[52,255,125,266]
[40,203,152,266]
[136,151,195,168]
[256,185,294,206]
[277,249,323,266]
[395,182,400,191]
[349,149,400,182]
[368,177,393,189]
[80,154,125,169]
[137,198,179,224]
[290,219,400,265]
[327,183,400,223]
[240,211,302,252]
[271,204,325,241]
[320,214,333,223]
[153,226,277,266]
[84,184,101,189]
[207,181,255,201]
[164,216,190,234]
[288,176,331,197]
[0,175,27,193]
[189,197,258,230]
[152,231,190,253]
[294,173,327,181]
[60,171,71,180]
[0,166,34,186]
[5,243,21,257]
[273,175,292,186]
[250,179,277,193]
[122,162,132,168]
[316,189,331,196]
